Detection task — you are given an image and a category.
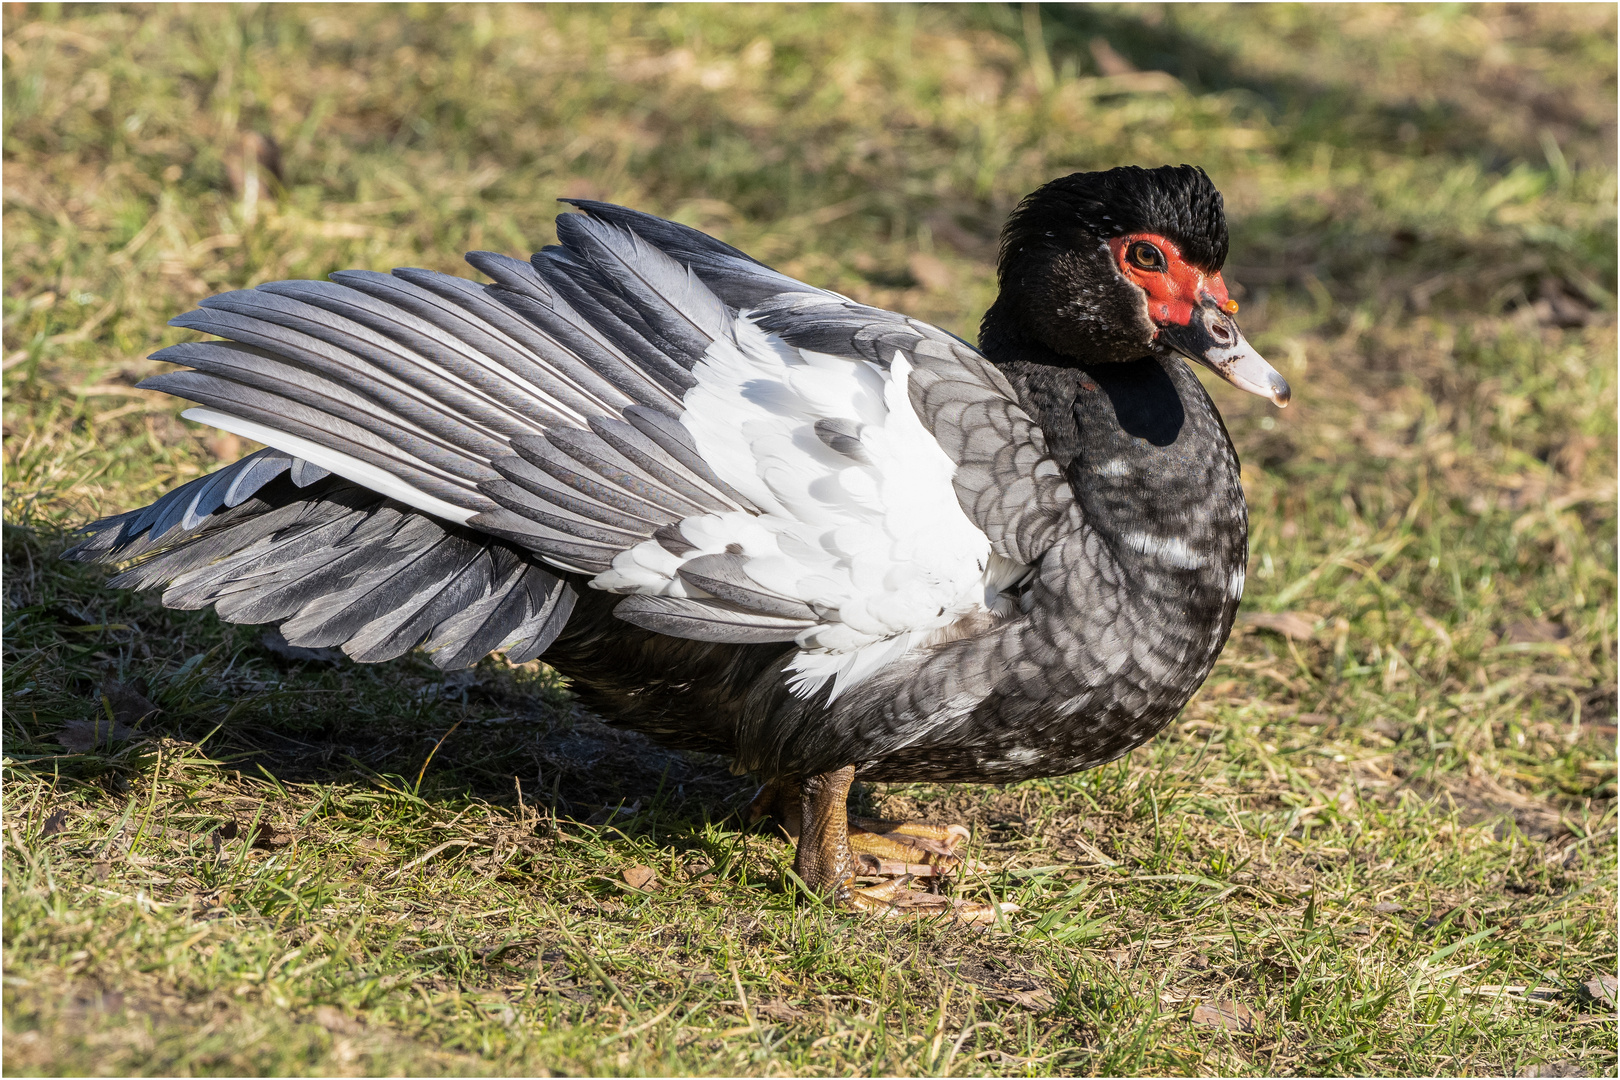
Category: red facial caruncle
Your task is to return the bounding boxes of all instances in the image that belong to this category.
[1106,233,1237,327]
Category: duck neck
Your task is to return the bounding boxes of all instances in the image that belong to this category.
[980,333,1248,604]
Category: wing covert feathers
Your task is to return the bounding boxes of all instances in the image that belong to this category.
[905,346,1080,565]
[82,200,1077,690]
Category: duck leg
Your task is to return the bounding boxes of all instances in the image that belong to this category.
[780,766,1010,924]
[747,776,977,877]
[791,766,859,906]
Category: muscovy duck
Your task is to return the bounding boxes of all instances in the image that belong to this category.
[67,165,1289,921]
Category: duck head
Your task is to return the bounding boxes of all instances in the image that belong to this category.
[982,164,1290,407]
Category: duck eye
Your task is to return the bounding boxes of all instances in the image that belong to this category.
[1127,241,1165,271]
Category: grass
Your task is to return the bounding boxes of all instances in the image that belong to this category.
[3,3,1616,1075]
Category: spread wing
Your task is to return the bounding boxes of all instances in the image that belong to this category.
[66,449,575,668]
[72,201,1077,694]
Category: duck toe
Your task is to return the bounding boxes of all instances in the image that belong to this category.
[845,875,1017,926]
[848,817,985,877]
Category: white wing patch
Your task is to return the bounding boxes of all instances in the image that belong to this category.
[593,313,1020,700]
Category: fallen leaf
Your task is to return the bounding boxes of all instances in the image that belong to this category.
[980,984,1055,1010]
[52,717,139,753]
[1192,999,1256,1033]
[252,826,293,850]
[754,998,810,1023]
[214,817,286,850]
[1241,611,1316,640]
[622,865,656,890]
[54,676,160,751]
[1499,619,1569,645]
[100,676,159,726]
[1582,974,1617,1010]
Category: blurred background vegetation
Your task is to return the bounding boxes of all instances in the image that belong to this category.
[3,4,1615,1076]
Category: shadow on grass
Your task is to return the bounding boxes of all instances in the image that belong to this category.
[2,517,756,849]
[1004,3,1611,170]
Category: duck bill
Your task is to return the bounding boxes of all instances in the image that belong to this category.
[1157,306,1291,407]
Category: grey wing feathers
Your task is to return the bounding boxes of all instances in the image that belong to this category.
[78,198,1064,658]
[143,367,502,510]
[136,211,775,577]
[88,202,813,649]
[612,595,811,644]
[64,448,327,563]
[560,199,821,310]
[674,554,819,621]
[906,343,1080,565]
[473,272,683,411]
[67,463,574,669]
[751,291,968,368]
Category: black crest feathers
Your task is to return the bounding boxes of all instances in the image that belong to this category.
[998,165,1229,277]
